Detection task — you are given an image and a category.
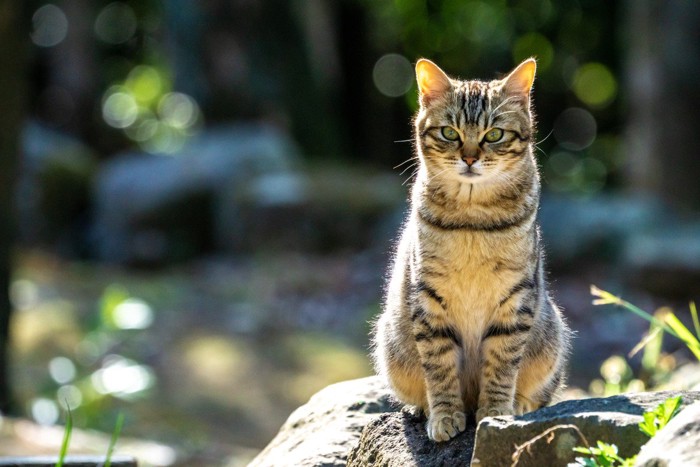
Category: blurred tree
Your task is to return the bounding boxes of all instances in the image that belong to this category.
[0,0,26,413]
[623,0,700,211]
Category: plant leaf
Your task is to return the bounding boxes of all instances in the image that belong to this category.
[56,404,73,467]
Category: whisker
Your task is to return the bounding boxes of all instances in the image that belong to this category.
[394,139,414,143]
[399,162,419,177]
[402,167,420,186]
[535,129,554,146]
[393,157,419,170]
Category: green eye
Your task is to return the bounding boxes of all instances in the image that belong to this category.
[484,128,504,143]
[441,127,460,141]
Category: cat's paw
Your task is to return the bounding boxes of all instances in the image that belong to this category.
[476,405,514,423]
[426,411,466,442]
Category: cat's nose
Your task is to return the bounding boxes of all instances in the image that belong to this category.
[461,150,479,166]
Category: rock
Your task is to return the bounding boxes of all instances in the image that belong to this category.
[93,123,300,263]
[634,401,700,466]
[346,411,476,467]
[18,121,97,255]
[538,194,665,269]
[0,455,136,466]
[623,223,700,297]
[472,390,700,467]
[252,377,700,467]
[248,376,399,467]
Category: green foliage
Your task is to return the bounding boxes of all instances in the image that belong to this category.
[571,396,683,467]
[591,286,700,363]
[55,408,124,466]
[56,405,73,467]
[572,441,636,467]
[104,412,125,467]
[638,395,682,438]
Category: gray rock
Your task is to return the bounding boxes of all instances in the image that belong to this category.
[248,376,399,467]
[251,377,700,467]
[346,411,476,467]
[472,390,700,467]
[538,194,664,268]
[623,223,700,296]
[93,123,299,263]
[634,401,700,467]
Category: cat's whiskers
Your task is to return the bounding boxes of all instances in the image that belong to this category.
[534,129,554,158]
[394,156,419,169]
[402,166,421,186]
[399,162,418,177]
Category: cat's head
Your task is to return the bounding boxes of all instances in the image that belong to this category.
[413,59,536,186]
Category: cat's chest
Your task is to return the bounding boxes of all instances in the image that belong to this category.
[420,229,525,316]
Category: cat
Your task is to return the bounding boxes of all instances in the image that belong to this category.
[372,58,570,442]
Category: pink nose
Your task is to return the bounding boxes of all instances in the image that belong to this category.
[463,155,478,166]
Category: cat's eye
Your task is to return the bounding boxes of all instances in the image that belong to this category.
[483,128,504,143]
[441,127,460,141]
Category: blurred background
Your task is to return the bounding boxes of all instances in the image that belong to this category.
[1,0,700,465]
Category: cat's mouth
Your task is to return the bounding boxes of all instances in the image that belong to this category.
[461,167,481,178]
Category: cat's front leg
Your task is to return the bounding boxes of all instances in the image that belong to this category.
[412,303,465,442]
[477,318,530,423]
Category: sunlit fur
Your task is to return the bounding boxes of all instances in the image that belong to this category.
[372,59,570,443]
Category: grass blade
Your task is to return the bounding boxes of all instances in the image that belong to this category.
[690,301,700,340]
[590,285,680,340]
[56,404,73,467]
[104,412,125,467]
[664,313,700,361]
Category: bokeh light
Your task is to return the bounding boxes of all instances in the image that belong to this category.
[513,33,554,71]
[91,355,154,398]
[31,4,68,48]
[57,384,83,410]
[553,107,597,150]
[48,356,76,384]
[94,2,138,45]
[126,66,163,105]
[573,62,617,108]
[158,92,200,130]
[373,54,414,97]
[102,88,139,129]
[112,298,154,330]
[31,398,59,426]
[101,65,202,154]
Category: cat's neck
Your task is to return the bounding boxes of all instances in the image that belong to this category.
[413,164,538,208]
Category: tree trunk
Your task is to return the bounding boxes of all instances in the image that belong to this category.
[623,0,700,212]
[0,0,26,413]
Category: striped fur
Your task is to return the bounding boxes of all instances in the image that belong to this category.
[372,59,570,442]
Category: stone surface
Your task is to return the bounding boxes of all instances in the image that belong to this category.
[634,401,700,467]
[0,455,136,466]
[250,377,700,467]
[93,123,300,263]
[346,411,476,467]
[248,376,399,467]
[472,390,700,467]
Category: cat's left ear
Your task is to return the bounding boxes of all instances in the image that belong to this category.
[503,58,537,97]
[416,59,452,106]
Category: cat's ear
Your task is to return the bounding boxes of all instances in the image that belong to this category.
[503,58,537,97]
[416,59,452,105]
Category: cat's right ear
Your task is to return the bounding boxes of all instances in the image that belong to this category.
[416,59,451,106]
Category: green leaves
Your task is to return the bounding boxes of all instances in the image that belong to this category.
[591,286,700,362]
[572,441,626,467]
[56,404,73,467]
[638,395,682,438]
[572,396,682,467]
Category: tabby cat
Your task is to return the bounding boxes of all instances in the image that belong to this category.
[372,58,570,442]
